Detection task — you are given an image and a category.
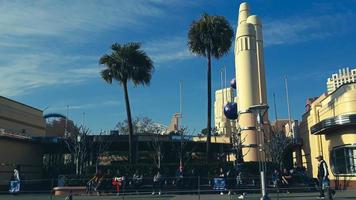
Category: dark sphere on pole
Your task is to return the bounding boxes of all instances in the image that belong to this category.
[230,78,236,89]
[224,102,238,120]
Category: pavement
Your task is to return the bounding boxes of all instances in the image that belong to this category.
[1,191,356,200]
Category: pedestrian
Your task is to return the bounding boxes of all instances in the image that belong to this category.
[188,168,197,190]
[316,155,335,199]
[9,166,21,194]
[87,170,102,194]
[226,166,236,195]
[175,165,184,189]
[132,170,143,194]
[213,168,226,195]
[152,169,162,195]
[281,168,292,193]
[272,169,281,188]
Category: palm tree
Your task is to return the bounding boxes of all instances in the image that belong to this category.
[99,42,154,164]
[188,13,233,162]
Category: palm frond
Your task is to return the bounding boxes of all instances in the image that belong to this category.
[99,42,154,87]
[100,69,113,84]
[188,13,233,59]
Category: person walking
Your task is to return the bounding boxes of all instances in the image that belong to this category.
[9,166,21,194]
[132,170,143,194]
[152,169,162,195]
[316,155,335,199]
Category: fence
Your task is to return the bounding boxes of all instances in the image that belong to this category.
[0,175,321,199]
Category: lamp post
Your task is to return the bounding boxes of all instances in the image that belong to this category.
[76,134,81,175]
[248,104,269,200]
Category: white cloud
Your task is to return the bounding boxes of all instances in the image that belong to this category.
[263,12,354,46]
[144,36,194,64]
[48,100,120,111]
[0,0,166,38]
[0,53,99,97]
[0,0,188,97]
[0,0,203,99]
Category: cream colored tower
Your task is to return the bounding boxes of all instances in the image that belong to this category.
[235,2,268,162]
[214,88,237,135]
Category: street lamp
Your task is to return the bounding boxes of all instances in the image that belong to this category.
[248,104,270,200]
[76,134,81,175]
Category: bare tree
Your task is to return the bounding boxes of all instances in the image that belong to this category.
[170,127,197,167]
[64,125,92,175]
[116,116,166,135]
[92,130,113,173]
[268,131,294,170]
[150,134,163,169]
[230,128,248,163]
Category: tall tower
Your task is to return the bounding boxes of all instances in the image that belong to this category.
[235,2,268,162]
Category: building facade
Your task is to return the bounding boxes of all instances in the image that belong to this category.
[0,96,46,182]
[0,96,45,136]
[326,67,356,94]
[298,83,356,189]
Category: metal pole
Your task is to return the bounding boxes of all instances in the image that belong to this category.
[179,81,183,167]
[179,80,183,127]
[250,105,270,200]
[273,93,278,122]
[284,76,292,135]
[65,105,69,137]
[198,176,200,200]
[224,66,227,103]
[220,69,224,112]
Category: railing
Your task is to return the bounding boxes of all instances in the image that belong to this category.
[0,175,322,199]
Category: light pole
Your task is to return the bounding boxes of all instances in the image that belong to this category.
[65,105,69,138]
[179,80,183,168]
[76,134,81,175]
[248,104,269,200]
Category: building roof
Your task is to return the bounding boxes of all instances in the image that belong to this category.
[0,96,42,112]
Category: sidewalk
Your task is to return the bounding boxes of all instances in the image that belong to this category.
[1,191,355,200]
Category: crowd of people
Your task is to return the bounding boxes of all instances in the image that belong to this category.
[85,166,199,196]
[85,164,313,198]
[7,156,335,199]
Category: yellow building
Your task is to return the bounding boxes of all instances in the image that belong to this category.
[0,96,46,181]
[298,82,356,189]
[214,87,237,135]
[327,67,356,94]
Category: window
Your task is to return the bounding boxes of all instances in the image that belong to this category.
[331,145,356,175]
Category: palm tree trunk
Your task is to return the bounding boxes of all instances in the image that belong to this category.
[123,81,135,164]
[206,51,212,163]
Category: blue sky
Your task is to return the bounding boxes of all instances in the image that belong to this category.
[1,0,356,133]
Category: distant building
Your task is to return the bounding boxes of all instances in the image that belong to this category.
[167,113,181,134]
[214,87,237,135]
[271,119,290,133]
[0,96,46,181]
[326,67,356,94]
[297,82,356,189]
[0,96,45,136]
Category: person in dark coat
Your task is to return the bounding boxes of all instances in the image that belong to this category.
[316,155,335,199]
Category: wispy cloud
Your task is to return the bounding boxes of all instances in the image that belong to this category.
[0,53,99,97]
[48,100,120,111]
[0,0,186,97]
[264,12,354,46]
[0,0,167,38]
[144,36,194,65]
